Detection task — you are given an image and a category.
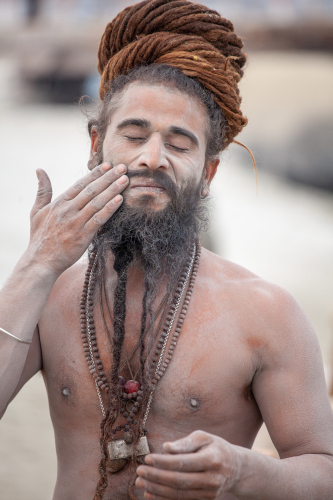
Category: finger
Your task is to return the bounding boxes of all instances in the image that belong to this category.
[61,162,116,201]
[162,430,213,455]
[143,452,208,472]
[84,194,124,234]
[136,477,213,499]
[30,169,53,218]
[137,467,211,490]
[80,173,129,216]
[73,164,128,210]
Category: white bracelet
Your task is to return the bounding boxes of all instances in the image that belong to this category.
[0,327,32,345]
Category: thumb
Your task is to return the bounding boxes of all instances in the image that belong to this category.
[163,431,212,454]
[31,169,53,218]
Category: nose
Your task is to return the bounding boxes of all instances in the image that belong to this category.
[137,133,169,171]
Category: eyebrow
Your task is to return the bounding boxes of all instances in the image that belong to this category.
[116,119,199,147]
[117,118,151,130]
[169,126,199,147]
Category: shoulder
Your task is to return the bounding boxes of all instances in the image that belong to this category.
[198,247,282,306]
[198,248,317,354]
[41,258,89,317]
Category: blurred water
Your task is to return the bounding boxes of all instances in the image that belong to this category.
[0,52,333,498]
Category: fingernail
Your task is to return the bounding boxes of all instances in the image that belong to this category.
[116,164,126,174]
[135,477,146,488]
[137,466,147,477]
[113,195,123,204]
[117,175,128,185]
[101,162,111,171]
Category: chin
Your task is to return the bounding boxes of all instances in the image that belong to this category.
[125,193,168,211]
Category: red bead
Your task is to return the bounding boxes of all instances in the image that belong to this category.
[124,380,140,394]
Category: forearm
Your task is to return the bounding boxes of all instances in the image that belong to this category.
[0,249,58,412]
[233,447,333,500]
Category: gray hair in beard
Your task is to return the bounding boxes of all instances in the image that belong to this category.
[92,168,209,311]
[89,168,209,475]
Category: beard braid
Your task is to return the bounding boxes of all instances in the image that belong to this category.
[91,169,209,499]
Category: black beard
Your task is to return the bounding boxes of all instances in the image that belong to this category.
[91,168,209,484]
[90,167,209,382]
[92,168,209,301]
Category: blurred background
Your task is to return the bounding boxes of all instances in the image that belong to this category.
[0,0,333,498]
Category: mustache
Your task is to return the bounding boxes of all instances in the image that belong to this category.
[126,169,178,198]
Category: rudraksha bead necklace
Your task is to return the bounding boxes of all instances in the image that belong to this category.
[142,242,200,430]
[80,241,200,440]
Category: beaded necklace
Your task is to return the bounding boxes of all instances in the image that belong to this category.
[80,241,201,470]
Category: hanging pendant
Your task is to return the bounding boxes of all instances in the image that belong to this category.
[107,457,128,473]
[107,436,150,473]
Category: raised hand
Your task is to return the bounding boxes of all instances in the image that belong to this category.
[136,430,242,499]
[27,162,128,276]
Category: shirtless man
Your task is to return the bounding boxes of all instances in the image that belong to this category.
[1,1,333,499]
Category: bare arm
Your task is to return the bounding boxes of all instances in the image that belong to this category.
[0,162,128,416]
[135,287,333,499]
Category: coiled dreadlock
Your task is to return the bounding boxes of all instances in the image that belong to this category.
[97,0,247,148]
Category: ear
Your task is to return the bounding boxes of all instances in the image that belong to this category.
[88,126,100,171]
[201,158,219,197]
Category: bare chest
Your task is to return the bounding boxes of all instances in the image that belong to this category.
[40,282,262,500]
[40,293,261,444]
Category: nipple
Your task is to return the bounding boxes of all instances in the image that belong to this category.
[62,386,71,398]
[188,397,200,410]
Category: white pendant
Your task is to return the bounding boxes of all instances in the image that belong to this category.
[108,436,150,461]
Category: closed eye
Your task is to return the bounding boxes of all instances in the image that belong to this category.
[125,136,146,142]
[167,143,189,153]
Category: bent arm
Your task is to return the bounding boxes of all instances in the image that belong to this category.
[0,162,129,415]
[235,287,333,498]
[136,285,333,499]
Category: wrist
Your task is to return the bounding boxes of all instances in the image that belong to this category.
[229,446,282,498]
[228,445,248,495]
[17,247,62,285]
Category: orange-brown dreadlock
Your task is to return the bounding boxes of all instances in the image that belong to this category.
[93,3,250,499]
[97,0,248,148]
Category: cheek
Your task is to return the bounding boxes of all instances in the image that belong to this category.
[102,136,130,163]
[175,157,205,187]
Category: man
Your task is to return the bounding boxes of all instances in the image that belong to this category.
[1,1,333,499]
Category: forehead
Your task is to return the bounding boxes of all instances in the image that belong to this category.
[109,83,208,141]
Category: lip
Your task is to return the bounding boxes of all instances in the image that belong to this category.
[130,179,165,192]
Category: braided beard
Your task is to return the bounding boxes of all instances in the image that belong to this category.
[91,168,209,498]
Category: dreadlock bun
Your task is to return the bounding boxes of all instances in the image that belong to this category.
[97,0,247,147]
